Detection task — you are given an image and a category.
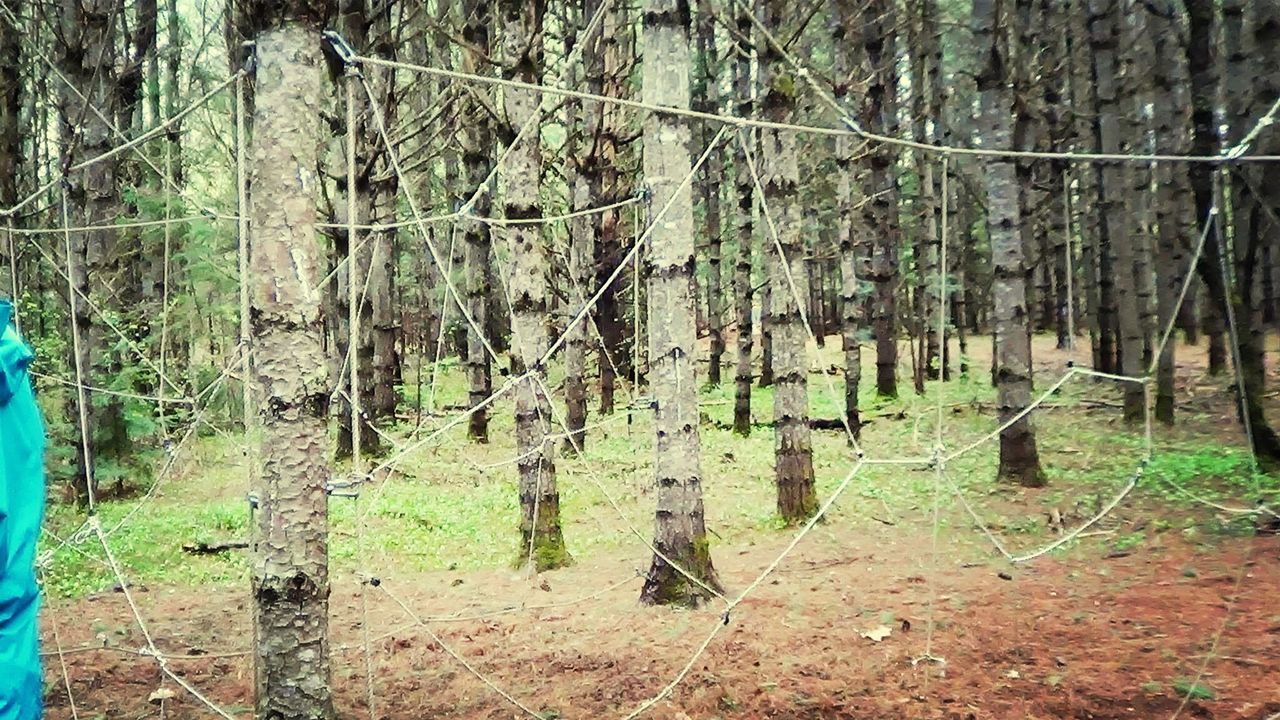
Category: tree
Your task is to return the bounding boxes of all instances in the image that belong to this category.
[860,0,901,399]
[1148,0,1193,424]
[831,0,863,438]
[463,0,495,442]
[1088,0,1144,422]
[974,0,1046,487]
[731,1,755,436]
[501,0,570,571]
[695,0,725,386]
[57,0,127,504]
[639,0,721,606]
[563,0,590,450]
[242,3,335,715]
[1220,0,1280,468]
[760,0,818,523]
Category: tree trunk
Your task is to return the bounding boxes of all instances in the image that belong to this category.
[1185,0,1230,379]
[861,0,900,399]
[1222,0,1280,468]
[1089,0,1144,422]
[761,0,817,523]
[0,4,18,301]
[464,0,495,443]
[832,0,863,435]
[731,3,755,435]
[58,0,125,505]
[595,2,631,415]
[247,19,334,719]
[639,0,722,606]
[696,0,725,386]
[1149,0,1191,424]
[501,0,570,571]
[974,0,1046,487]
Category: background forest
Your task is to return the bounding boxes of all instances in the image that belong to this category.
[2,0,1280,717]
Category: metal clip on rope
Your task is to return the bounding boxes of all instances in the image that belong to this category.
[323,31,361,73]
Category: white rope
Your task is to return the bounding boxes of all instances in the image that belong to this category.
[352,39,1280,165]
[377,582,547,720]
[622,460,867,720]
[9,214,226,235]
[1167,536,1256,720]
[91,519,241,720]
[39,569,81,720]
[61,188,97,512]
[736,128,865,456]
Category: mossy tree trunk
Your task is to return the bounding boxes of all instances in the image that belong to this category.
[761,0,817,523]
[500,0,570,571]
[639,0,722,607]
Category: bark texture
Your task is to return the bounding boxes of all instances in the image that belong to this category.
[639,0,721,606]
[463,0,494,443]
[974,0,1046,487]
[731,2,755,436]
[860,0,900,398]
[761,0,817,523]
[247,24,334,720]
[1088,0,1144,422]
[501,0,570,570]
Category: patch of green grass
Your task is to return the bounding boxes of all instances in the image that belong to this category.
[1171,678,1215,701]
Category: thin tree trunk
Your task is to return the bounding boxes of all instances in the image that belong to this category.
[595,2,631,414]
[696,0,725,386]
[464,0,494,443]
[731,3,755,435]
[501,0,570,571]
[639,0,722,606]
[862,0,900,398]
[1185,0,1229,378]
[1089,0,1143,421]
[1149,0,1190,424]
[761,0,817,523]
[975,0,1046,487]
[248,20,334,719]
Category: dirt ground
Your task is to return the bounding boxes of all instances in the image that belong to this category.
[40,521,1280,719]
[37,334,1280,720]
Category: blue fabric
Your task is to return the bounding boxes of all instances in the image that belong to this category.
[0,299,44,720]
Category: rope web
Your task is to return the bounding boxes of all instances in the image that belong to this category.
[8,0,1278,717]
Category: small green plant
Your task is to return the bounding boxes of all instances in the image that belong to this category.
[1172,678,1215,701]
[1141,681,1164,694]
[1113,532,1145,552]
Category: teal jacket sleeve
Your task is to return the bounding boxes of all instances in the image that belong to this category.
[0,299,45,720]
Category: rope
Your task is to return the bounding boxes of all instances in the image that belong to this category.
[39,569,82,720]
[377,582,547,720]
[61,188,97,513]
[351,37,1280,165]
[92,518,241,720]
[8,214,226,235]
[726,0,1280,165]
[343,68,379,720]
[622,460,867,720]
[1213,171,1259,472]
[1167,536,1256,720]
[736,128,865,456]
[29,371,195,404]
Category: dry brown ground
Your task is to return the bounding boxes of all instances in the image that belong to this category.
[38,333,1280,719]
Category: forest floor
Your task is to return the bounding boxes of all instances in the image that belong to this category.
[36,334,1280,719]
